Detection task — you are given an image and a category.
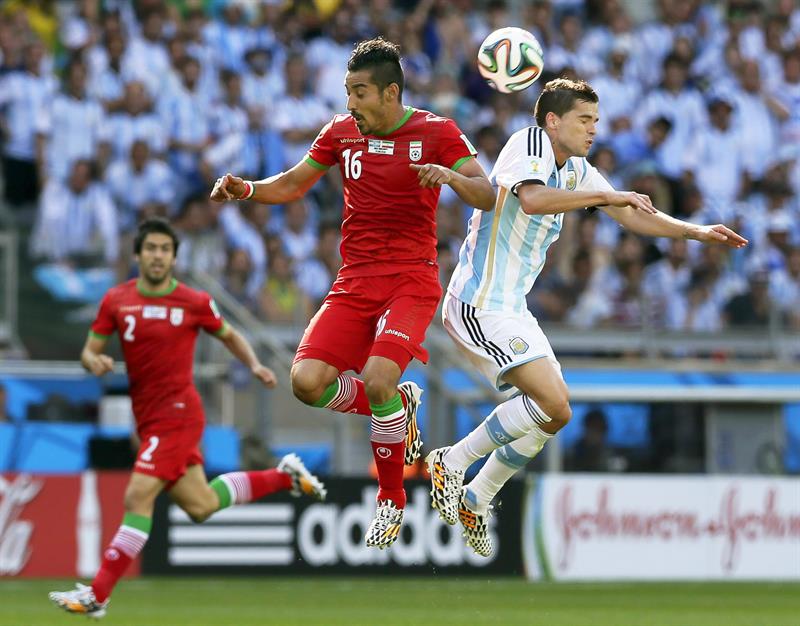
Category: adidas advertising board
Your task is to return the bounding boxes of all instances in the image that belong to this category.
[143,478,523,575]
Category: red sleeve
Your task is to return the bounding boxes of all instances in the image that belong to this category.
[436,118,478,171]
[90,293,117,338]
[197,293,227,336]
[304,118,337,170]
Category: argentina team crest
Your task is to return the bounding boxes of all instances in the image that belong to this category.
[409,140,422,162]
[566,169,577,191]
[170,307,184,326]
[509,336,529,355]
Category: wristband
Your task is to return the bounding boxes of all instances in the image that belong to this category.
[239,180,255,200]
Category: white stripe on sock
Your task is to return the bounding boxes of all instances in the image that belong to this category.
[110,525,148,558]
[220,473,252,504]
[370,413,406,443]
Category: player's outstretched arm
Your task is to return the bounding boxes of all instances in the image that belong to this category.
[409,159,495,210]
[81,335,114,377]
[517,184,657,216]
[210,160,326,206]
[602,203,748,248]
[214,324,277,388]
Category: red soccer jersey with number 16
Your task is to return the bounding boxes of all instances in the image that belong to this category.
[90,278,226,430]
[306,107,477,278]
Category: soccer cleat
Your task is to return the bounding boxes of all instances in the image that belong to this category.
[277,453,327,501]
[398,381,424,465]
[365,500,404,549]
[426,447,464,525]
[459,489,493,557]
[49,583,108,619]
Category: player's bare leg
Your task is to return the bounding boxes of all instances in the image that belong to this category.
[362,355,408,548]
[50,472,164,618]
[290,358,339,405]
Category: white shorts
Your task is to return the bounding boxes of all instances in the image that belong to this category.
[442,293,562,393]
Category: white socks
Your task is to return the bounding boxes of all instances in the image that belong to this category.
[466,427,552,513]
[444,394,552,472]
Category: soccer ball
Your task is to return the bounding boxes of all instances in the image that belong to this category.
[477,27,544,93]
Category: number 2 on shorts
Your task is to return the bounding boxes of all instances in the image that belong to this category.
[140,436,160,461]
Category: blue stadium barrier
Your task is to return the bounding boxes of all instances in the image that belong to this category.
[203,424,241,475]
[14,422,95,472]
[272,444,331,475]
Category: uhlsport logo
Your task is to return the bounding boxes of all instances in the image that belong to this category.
[104,548,120,561]
[376,447,392,459]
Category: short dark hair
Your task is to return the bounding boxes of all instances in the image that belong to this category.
[347,37,404,98]
[134,218,180,255]
[534,78,598,127]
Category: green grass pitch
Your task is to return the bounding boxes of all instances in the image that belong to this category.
[2,578,798,626]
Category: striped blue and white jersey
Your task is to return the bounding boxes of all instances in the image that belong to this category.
[448,126,613,314]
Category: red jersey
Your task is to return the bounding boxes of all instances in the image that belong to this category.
[305,107,477,277]
[90,278,226,429]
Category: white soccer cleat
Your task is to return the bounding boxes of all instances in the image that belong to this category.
[365,500,404,549]
[398,381,424,465]
[277,453,327,501]
[459,489,493,557]
[426,447,464,525]
[49,582,108,619]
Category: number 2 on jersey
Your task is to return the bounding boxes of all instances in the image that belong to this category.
[342,149,362,179]
[123,315,136,342]
[140,436,159,462]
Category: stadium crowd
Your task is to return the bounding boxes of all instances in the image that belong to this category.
[1,0,799,331]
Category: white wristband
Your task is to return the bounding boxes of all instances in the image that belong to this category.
[239,180,255,200]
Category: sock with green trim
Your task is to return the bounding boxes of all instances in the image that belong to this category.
[313,374,371,416]
[91,512,152,602]
[370,393,407,508]
[210,470,292,511]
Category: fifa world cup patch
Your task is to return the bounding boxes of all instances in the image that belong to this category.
[409,141,423,162]
[170,307,184,326]
[368,139,395,155]
[509,336,529,354]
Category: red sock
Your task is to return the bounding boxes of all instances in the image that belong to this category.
[249,469,292,499]
[214,469,292,506]
[327,374,372,416]
[371,440,406,508]
[91,518,149,603]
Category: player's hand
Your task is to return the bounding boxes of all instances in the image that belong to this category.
[210,173,245,202]
[88,354,114,377]
[688,224,748,248]
[410,163,452,188]
[252,364,277,388]
[604,191,657,214]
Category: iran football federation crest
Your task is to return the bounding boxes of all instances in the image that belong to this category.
[409,141,422,162]
[170,307,184,326]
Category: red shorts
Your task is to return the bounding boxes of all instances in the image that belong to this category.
[294,269,442,374]
[133,420,204,486]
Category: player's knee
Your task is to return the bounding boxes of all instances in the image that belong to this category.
[363,376,395,406]
[184,504,214,524]
[544,400,572,431]
[290,364,321,405]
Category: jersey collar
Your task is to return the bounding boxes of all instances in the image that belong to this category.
[136,277,178,297]
[373,106,414,136]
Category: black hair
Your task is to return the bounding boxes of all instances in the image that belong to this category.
[347,37,404,99]
[534,78,598,127]
[134,217,180,255]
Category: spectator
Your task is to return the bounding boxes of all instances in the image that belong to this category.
[126,9,171,96]
[566,408,616,472]
[770,247,800,329]
[173,194,226,280]
[723,270,773,328]
[106,80,165,162]
[259,250,312,325]
[307,8,357,110]
[87,32,144,111]
[0,38,55,205]
[643,239,691,327]
[591,36,641,141]
[734,59,783,179]
[36,57,110,182]
[666,269,723,333]
[30,159,118,265]
[279,199,318,263]
[271,54,331,169]
[202,69,250,183]
[105,140,174,232]
[297,223,342,307]
[223,248,255,309]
